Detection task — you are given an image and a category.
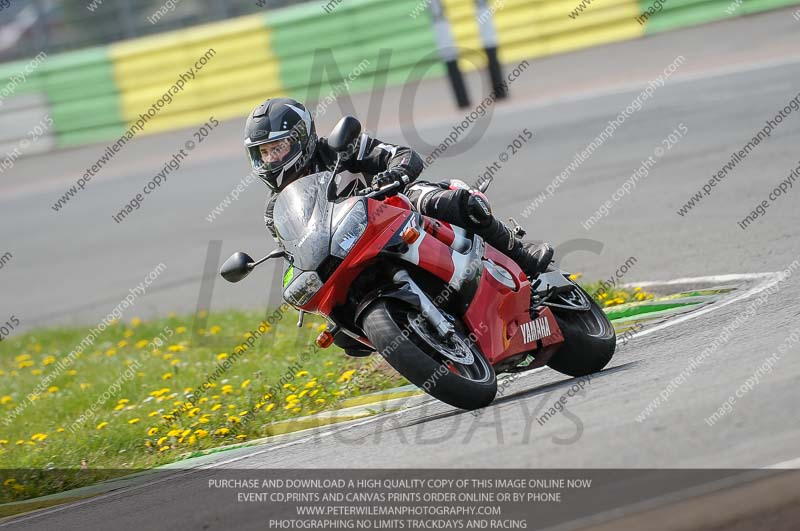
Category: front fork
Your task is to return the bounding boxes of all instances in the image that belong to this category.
[392,269,455,339]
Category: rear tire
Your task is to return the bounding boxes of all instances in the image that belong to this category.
[546,285,616,377]
[361,300,497,410]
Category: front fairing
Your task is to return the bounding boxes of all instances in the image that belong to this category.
[273,172,333,272]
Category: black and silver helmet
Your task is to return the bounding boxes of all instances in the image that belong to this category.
[244,98,317,192]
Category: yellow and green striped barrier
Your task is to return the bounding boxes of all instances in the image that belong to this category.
[0,0,798,151]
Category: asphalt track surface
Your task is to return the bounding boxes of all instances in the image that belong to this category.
[1,8,800,530]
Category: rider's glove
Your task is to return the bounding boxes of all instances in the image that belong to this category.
[371,168,408,196]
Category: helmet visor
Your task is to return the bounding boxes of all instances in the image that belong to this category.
[247,137,303,176]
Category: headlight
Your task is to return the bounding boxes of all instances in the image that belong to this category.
[284,271,323,306]
[331,200,368,258]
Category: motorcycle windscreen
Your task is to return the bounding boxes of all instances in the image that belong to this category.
[272,172,333,271]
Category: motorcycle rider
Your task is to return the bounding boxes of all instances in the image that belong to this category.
[244,97,554,282]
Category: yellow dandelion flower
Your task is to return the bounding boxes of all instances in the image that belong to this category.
[315,398,326,404]
[67,369,78,376]
[286,394,298,402]
[227,416,240,424]
[12,484,25,493]
[158,445,170,452]
[194,429,209,438]
[167,344,186,352]
[3,478,16,486]
[147,427,159,436]
[135,340,149,349]
[292,407,301,413]
[123,330,134,338]
[241,379,251,389]
[162,373,173,380]
[309,389,319,397]
[209,325,222,335]
[44,386,58,394]
[128,418,141,425]
[18,360,34,369]
[283,383,293,389]
[117,340,128,348]
[304,381,317,388]
[167,429,182,437]
[80,383,91,390]
[56,427,65,433]
[96,422,109,430]
[0,440,9,445]
[130,317,142,327]
[337,369,357,383]
[211,404,222,411]
[15,440,24,445]
[264,403,276,412]
[296,370,309,378]
[157,436,168,446]
[236,434,247,440]
[42,356,56,366]
[30,433,47,442]
[105,349,117,357]
[175,326,187,334]
[214,427,230,436]
[31,369,42,376]
[1,396,12,404]
[221,384,233,394]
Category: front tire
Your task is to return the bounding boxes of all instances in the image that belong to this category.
[361,300,497,410]
[546,285,616,377]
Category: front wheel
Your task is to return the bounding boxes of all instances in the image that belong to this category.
[361,300,497,410]
[546,285,616,377]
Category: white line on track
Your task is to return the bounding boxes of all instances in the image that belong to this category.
[1,272,793,526]
[620,271,785,341]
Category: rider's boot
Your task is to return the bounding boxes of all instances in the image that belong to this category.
[463,193,553,278]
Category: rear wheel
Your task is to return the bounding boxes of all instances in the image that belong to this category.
[361,300,497,410]
[546,285,616,376]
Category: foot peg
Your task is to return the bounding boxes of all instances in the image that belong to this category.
[508,217,527,239]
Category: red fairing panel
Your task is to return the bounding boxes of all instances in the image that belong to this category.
[464,243,563,365]
[414,232,457,283]
[305,199,410,315]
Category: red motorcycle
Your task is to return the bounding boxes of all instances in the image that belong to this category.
[221,118,615,410]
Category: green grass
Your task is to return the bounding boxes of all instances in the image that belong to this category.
[0,281,650,504]
[0,310,402,503]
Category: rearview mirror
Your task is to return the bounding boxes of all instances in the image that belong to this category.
[220,252,255,283]
[328,116,361,153]
[220,249,286,283]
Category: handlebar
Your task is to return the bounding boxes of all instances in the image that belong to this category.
[358,181,402,199]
